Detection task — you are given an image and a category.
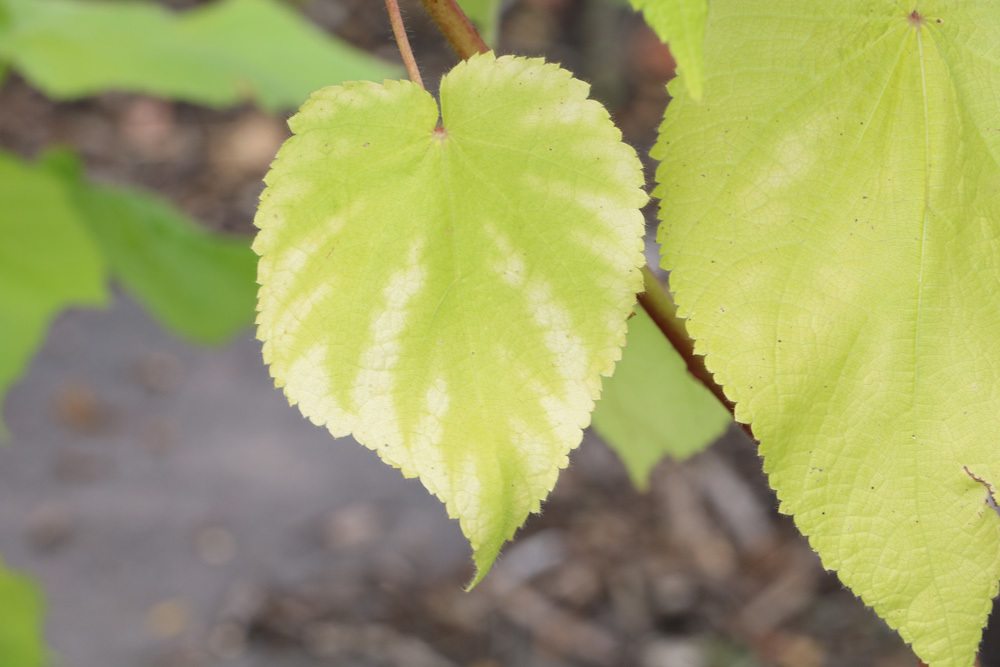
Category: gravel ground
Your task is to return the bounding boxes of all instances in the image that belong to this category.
[0,299,470,666]
[0,298,917,667]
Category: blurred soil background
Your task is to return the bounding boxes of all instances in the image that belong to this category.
[0,1,997,666]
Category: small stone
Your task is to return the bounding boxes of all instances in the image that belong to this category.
[650,572,698,618]
[133,352,182,395]
[210,113,287,176]
[323,503,382,551]
[119,98,179,161]
[207,622,245,660]
[52,382,113,435]
[545,561,602,609]
[145,598,190,640]
[302,622,348,658]
[639,638,706,667]
[24,503,75,553]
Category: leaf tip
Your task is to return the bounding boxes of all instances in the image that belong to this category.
[465,542,503,591]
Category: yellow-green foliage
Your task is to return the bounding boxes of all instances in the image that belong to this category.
[656,2,1000,664]
[254,53,647,582]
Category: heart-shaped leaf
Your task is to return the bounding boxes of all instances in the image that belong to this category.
[254,52,646,581]
[656,2,1000,664]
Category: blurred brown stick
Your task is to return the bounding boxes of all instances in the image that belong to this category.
[418,0,488,58]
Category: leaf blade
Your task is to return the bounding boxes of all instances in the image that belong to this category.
[35,149,257,345]
[255,53,647,581]
[0,559,46,667]
[656,3,1000,664]
[0,151,107,431]
[1,0,398,109]
[592,308,730,488]
[72,185,257,345]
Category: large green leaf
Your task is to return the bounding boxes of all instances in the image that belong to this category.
[77,189,255,344]
[592,308,729,488]
[0,560,45,667]
[656,2,1000,665]
[0,147,253,428]
[255,53,646,582]
[0,0,397,110]
[0,152,106,431]
[43,152,257,345]
[177,0,396,111]
[629,0,707,100]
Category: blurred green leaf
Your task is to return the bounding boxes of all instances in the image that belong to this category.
[44,151,257,345]
[629,0,707,100]
[0,0,398,110]
[0,560,46,667]
[458,0,502,46]
[0,147,253,429]
[592,308,729,488]
[0,151,107,432]
[178,0,398,110]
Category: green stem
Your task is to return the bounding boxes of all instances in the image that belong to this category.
[416,0,745,435]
